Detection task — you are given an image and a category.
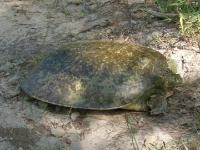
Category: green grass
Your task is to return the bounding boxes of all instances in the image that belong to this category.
[155,0,200,37]
[193,108,200,131]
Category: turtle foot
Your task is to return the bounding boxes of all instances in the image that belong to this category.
[148,94,168,115]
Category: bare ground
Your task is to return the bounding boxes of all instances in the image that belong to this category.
[0,0,200,149]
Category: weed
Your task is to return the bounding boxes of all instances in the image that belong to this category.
[155,0,200,37]
[125,113,140,150]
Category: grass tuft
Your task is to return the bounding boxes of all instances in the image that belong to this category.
[155,0,200,37]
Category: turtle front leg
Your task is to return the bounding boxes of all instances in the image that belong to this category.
[121,101,148,111]
[147,93,168,115]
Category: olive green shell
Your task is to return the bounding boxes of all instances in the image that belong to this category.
[21,41,175,110]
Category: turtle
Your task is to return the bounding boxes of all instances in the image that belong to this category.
[21,41,182,115]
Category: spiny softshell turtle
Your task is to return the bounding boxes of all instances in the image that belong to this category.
[21,41,182,114]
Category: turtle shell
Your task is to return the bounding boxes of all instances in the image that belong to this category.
[21,41,171,110]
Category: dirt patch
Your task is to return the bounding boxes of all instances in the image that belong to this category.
[0,0,200,149]
[0,127,38,149]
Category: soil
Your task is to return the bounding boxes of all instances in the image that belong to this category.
[0,0,200,150]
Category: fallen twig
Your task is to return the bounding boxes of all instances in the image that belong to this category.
[145,9,178,18]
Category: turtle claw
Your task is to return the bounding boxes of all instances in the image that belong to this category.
[148,94,168,115]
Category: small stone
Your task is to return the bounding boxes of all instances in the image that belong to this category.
[64,133,80,142]
[151,31,162,37]
[106,28,112,34]
[71,112,80,121]
[130,20,137,24]
[51,127,65,137]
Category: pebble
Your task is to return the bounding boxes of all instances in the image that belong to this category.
[51,127,66,137]
[151,31,163,37]
[70,112,80,121]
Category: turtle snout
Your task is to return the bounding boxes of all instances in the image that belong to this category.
[166,73,182,88]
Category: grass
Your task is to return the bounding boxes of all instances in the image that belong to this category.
[193,108,200,131]
[125,113,140,150]
[155,0,200,37]
[125,112,200,150]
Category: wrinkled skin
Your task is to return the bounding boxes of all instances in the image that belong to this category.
[21,41,182,114]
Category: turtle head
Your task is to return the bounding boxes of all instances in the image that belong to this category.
[165,71,182,89]
[164,58,182,87]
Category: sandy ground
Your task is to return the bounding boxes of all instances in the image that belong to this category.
[0,0,200,149]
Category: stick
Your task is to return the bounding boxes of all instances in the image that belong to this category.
[145,9,178,18]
